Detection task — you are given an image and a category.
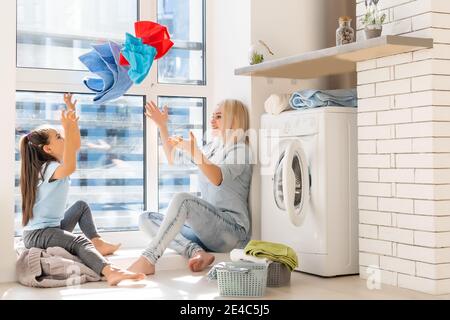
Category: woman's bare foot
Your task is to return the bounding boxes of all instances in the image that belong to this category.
[188,251,215,272]
[91,237,121,256]
[102,265,145,286]
[127,256,156,275]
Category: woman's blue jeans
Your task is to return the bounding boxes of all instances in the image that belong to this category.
[140,192,249,264]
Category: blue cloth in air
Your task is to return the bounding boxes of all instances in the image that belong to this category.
[290,89,357,109]
[121,33,157,85]
[79,41,133,104]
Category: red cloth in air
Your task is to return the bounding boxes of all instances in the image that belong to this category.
[120,21,174,66]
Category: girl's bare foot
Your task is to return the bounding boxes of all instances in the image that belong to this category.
[102,265,145,286]
[188,251,215,272]
[91,237,121,256]
[127,256,156,275]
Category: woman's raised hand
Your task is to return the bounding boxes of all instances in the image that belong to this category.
[169,131,199,158]
[145,101,169,128]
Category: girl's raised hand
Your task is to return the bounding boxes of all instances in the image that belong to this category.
[145,101,169,128]
[63,93,77,111]
[60,110,79,130]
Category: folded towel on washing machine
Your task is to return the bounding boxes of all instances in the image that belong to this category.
[230,249,270,264]
[264,94,292,115]
[290,89,357,109]
[244,240,298,271]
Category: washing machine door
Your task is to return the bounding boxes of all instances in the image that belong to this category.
[273,140,310,226]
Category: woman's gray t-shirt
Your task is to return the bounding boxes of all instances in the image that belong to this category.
[173,140,253,232]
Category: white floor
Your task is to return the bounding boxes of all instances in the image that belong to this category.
[2,249,450,300]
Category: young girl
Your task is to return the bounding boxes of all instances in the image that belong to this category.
[20,93,145,286]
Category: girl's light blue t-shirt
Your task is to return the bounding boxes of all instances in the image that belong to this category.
[23,161,70,231]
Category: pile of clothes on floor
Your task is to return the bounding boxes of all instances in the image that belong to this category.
[15,243,101,288]
[264,89,357,115]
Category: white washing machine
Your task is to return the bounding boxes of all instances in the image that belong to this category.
[260,107,358,277]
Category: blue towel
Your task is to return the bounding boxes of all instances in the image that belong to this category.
[121,33,157,85]
[79,41,133,104]
[290,89,357,109]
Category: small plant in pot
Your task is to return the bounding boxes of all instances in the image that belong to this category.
[360,0,386,39]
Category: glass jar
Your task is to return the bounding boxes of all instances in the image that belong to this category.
[336,16,355,46]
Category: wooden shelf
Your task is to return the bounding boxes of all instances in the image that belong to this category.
[235,35,433,79]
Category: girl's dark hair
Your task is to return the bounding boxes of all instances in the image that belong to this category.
[20,128,57,226]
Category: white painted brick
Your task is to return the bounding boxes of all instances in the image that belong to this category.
[397,154,450,169]
[358,168,379,182]
[413,106,450,122]
[397,214,450,232]
[383,18,412,36]
[379,169,414,183]
[415,200,450,216]
[412,12,432,31]
[379,226,414,244]
[413,138,450,153]
[414,231,450,247]
[359,96,391,112]
[397,244,450,264]
[359,182,392,197]
[395,91,433,109]
[358,155,391,168]
[377,0,415,11]
[359,125,394,140]
[356,59,377,72]
[358,140,377,154]
[397,122,450,138]
[359,196,378,211]
[376,79,411,96]
[398,274,450,295]
[412,75,450,92]
[358,68,391,85]
[397,184,450,200]
[390,154,396,168]
[434,91,450,105]
[413,48,433,61]
[358,84,376,99]
[432,44,450,60]
[434,60,450,74]
[394,0,431,21]
[376,52,412,67]
[360,238,392,255]
[432,0,450,13]
[416,262,450,280]
[358,112,376,126]
[395,60,433,79]
[360,224,379,239]
[415,169,450,184]
[395,122,433,138]
[380,256,415,275]
[377,109,411,125]
[359,252,380,267]
[378,197,414,213]
[411,28,450,44]
[377,139,412,154]
[360,210,392,226]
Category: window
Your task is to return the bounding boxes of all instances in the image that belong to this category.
[15,92,145,235]
[15,0,211,240]
[17,0,138,70]
[157,97,205,211]
[157,0,205,85]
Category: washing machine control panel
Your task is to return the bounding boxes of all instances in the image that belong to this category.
[262,114,318,136]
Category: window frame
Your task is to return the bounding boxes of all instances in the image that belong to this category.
[14,0,214,247]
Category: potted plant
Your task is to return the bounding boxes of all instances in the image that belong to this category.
[360,0,386,39]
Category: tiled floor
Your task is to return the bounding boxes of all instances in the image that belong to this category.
[2,249,450,300]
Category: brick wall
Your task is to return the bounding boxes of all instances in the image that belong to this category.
[356,0,450,294]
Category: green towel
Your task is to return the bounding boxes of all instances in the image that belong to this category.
[244,240,298,272]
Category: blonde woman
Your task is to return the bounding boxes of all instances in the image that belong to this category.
[128,100,253,275]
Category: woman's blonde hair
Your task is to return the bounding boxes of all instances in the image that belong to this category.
[219,99,250,144]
